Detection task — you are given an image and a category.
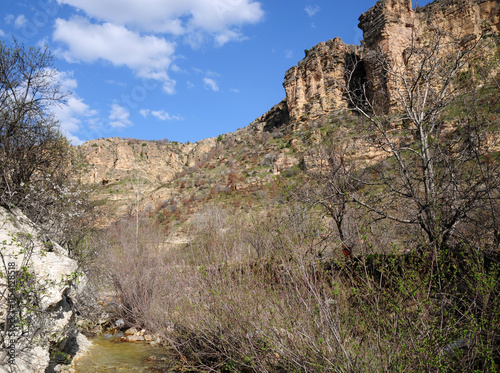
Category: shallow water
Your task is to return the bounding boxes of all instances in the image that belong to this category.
[74,336,179,372]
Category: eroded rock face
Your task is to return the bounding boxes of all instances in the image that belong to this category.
[246,99,290,133]
[358,0,500,111]
[77,137,218,185]
[283,0,499,119]
[77,137,183,185]
[283,38,360,123]
[0,207,85,373]
[72,0,499,227]
[358,0,415,55]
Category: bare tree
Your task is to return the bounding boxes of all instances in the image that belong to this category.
[0,39,68,208]
[0,39,98,254]
[295,141,357,250]
[345,24,499,250]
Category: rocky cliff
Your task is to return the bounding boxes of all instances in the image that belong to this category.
[0,207,89,372]
[76,0,499,224]
[283,0,499,119]
[358,0,500,110]
[77,136,216,186]
[283,38,359,122]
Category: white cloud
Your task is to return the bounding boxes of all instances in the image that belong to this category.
[0,29,5,37]
[56,0,264,43]
[140,109,182,121]
[53,96,99,145]
[66,134,85,146]
[14,15,27,28]
[152,110,176,120]
[4,14,27,29]
[194,68,220,81]
[305,5,320,17]
[53,17,176,93]
[54,96,98,133]
[170,64,184,73]
[284,49,293,59]
[214,29,246,47]
[109,104,132,128]
[203,77,219,92]
[50,71,99,145]
[55,70,78,92]
[4,15,14,24]
[105,79,127,87]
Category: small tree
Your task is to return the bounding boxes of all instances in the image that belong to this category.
[0,39,68,208]
[0,39,97,253]
[295,141,357,248]
[346,25,500,250]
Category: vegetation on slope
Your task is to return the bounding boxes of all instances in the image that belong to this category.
[89,27,500,372]
[2,6,498,372]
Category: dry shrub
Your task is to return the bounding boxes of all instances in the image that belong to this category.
[95,202,499,372]
[96,216,168,329]
[180,204,251,266]
[165,245,499,372]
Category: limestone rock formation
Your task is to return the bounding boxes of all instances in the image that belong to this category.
[0,207,87,373]
[74,0,499,225]
[245,99,290,133]
[283,38,359,123]
[283,0,499,119]
[358,0,500,111]
[77,136,218,186]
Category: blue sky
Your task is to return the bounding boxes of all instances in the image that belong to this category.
[1,0,432,145]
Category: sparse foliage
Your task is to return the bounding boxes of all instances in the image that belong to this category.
[0,39,96,254]
[0,39,68,207]
[295,142,357,248]
[346,27,500,250]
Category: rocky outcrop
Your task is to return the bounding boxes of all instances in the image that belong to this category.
[283,38,359,123]
[283,0,499,119]
[358,0,415,55]
[245,99,290,133]
[73,0,499,227]
[0,207,88,373]
[77,137,186,185]
[358,0,500,111]
[77,136,219,185]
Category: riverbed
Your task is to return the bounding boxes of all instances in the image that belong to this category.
[73,336,181,372]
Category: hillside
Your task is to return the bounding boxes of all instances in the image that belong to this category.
[76,0,499,231]
[72,0,500,371]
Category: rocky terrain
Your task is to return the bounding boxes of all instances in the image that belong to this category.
[0,207,90,373]
[0,1,497,371]
[75,0,500,227]
[65,1,499,370]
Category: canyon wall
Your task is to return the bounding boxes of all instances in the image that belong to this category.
[283,38,359,123]
[77,136,216,185]
[283,0,500,121]
[75,0,499,219]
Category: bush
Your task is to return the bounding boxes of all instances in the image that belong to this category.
[95,216,169,328]
[92,188,500,372]
[0,39,98,257]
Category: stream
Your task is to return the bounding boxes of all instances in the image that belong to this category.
[73,335,181,372]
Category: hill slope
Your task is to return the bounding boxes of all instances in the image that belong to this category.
[75,0,499,229]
